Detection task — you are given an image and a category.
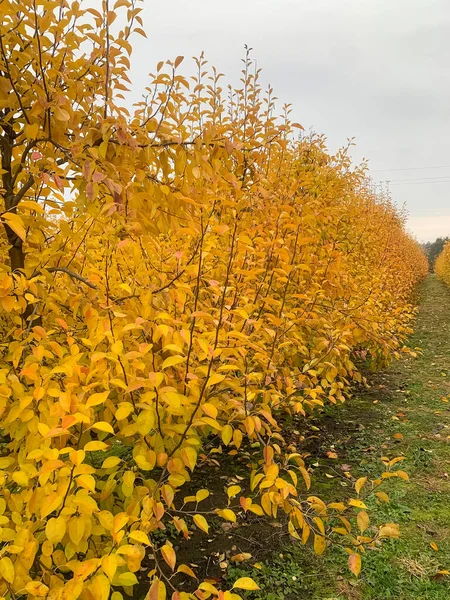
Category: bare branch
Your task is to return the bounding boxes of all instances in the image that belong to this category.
[43,267,98,290]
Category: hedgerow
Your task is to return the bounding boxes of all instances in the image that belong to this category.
[0,1,428,598]
[435,241,450,286]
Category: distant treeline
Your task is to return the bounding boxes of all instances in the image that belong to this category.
[422,237,449,271]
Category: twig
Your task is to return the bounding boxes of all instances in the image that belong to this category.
[41,266,98,289]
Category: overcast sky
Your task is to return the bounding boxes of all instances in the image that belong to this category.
[126,0,450,242]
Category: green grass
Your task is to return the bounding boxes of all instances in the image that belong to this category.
[225,275,450,599]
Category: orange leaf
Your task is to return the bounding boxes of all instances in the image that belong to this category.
[348,553,361,577]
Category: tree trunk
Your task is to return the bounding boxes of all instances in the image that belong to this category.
[5,226,25,272]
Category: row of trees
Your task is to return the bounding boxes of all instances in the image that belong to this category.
[434,240,450,284]
[0,1,428,598]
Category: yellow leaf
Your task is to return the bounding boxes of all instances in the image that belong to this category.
[136,409,155,436]
[1,295,15,312]
[129,530,151,545]
[232,577,260,591]
[355,476,367,495]
[202,402,218,418]
[181,447,197,471]
[195,489,209,503]
[379,524,400,538]
[231,552,252,563]
[24,581,50,597]
[199,582,219,594]
[68,516,85,545]
[41,492,63,519]
[89,574,110,600]
[134,27,147,38]
[12,471,28,487]
[161,544,176,571]
[206,373,225,388]
[110,377,128,390]
[357,511,370,533]
[430,542,439,552]
[148,372,165,388]
[375,491,390,503]
[117,572,138,586]
[227,485,241,499]
[288,520,301,540]
[148,579,167,600]
[0,557,14,583]
[84,441,109,451]
[54,106,70,121]
[313,534,326,555]
[45,516,66,544]
[177,564,197,579]
[248,503,264,516]
[162,355,185,369]
[19,200,45,213]
[86,390,110,408]
[2,212,26,241]
[193,514,209,533]
[102,555,118,580]
[217,509,236,522]
[102,456,121,469]
[200,416,221,430]
[328,502,345,512]
[111,340,123,354]
[77,474,96,492]
[69,449,85,466]
[299,467,311,490]
[348,499,368,509]
[116,402,134,420]
[222,424,233,446]
[98,511,114,530]
[134,453,154,471]
[25,123,39,139]
[92,421,115,434]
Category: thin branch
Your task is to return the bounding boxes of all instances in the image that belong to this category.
[0,35,30,124]
[11,139,37,186]
[14,175,35,206]
[40,266,98,290]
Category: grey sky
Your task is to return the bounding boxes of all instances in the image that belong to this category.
[127,0,450,242]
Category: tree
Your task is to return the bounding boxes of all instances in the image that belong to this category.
[0,1,427,598]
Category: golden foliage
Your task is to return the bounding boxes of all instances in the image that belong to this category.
[0,1,427,598]
[435,242,450,285]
